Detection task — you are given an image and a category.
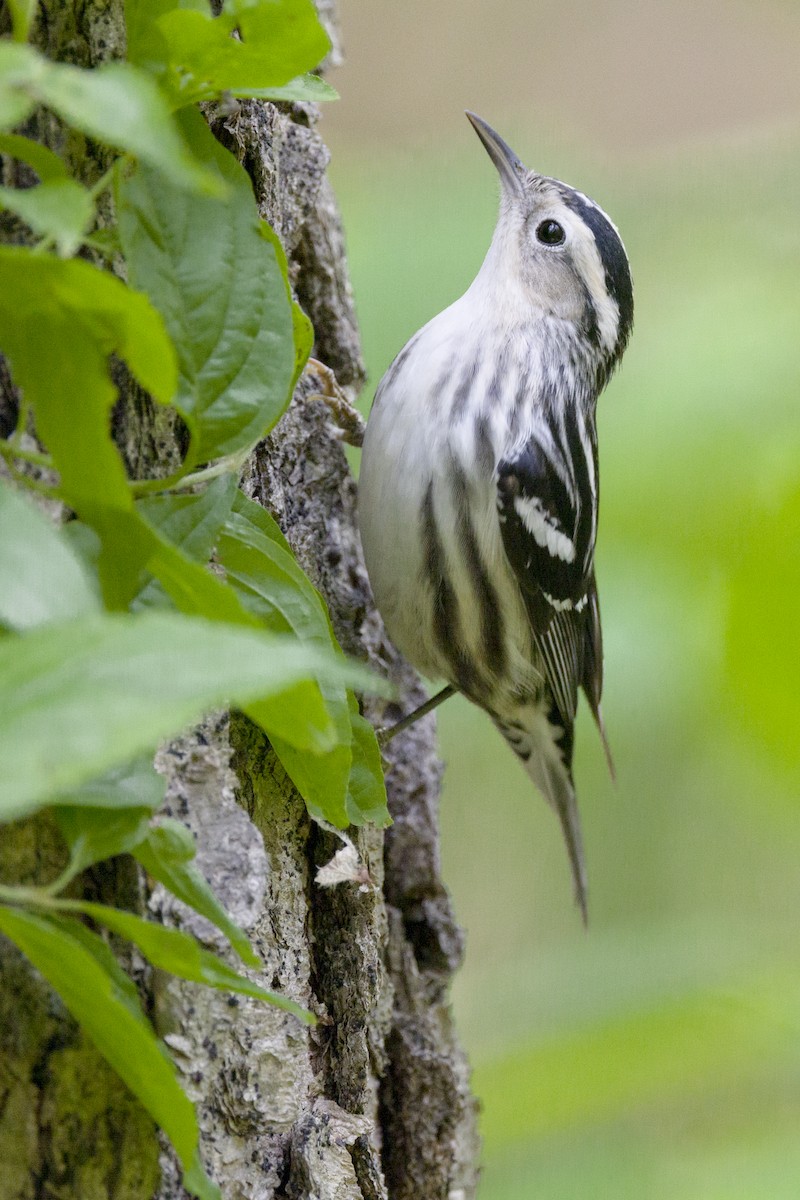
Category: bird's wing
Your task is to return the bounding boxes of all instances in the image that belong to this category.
[581,574,614,777]
[496,429,596,729]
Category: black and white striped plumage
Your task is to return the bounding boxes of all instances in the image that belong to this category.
[359,113,633,919]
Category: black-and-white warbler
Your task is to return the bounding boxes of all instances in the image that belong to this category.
[359,113,634,919]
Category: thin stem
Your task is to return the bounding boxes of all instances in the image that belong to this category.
[0,887,101,914]
[3,464,61,500]
[88,162,118,201]
[23,163,119,261]
[21,474,59,500]
[30,234,58,256]
[170,456,247,489]
[0,884,57,907]
[40,864,81,897]
[0,438,53,469]
[127,467,190,497]
[80,233,117,260]
[129,451,249,497]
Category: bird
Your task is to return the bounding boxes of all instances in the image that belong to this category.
[357,112,634,920]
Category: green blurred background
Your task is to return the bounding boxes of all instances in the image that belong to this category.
[323,2,800,1194]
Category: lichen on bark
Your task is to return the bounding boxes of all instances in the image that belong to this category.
[0,1,480,1196]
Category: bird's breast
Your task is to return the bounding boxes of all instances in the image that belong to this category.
[359,317,543,691]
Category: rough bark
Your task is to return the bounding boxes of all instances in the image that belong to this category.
[0,2,479,1198]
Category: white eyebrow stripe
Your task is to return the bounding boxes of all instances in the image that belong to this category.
[571,226,620,352]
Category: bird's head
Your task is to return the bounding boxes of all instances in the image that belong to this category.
[466,112,634,381]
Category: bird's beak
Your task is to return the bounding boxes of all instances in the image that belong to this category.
[465,111,526,198]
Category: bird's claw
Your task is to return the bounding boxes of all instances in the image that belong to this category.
[304,357,366,448]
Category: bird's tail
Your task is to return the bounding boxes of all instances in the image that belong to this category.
[533,755,588,925]
[498,714,588,923]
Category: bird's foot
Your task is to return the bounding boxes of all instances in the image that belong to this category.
[304,358,366,448]
[375,724,396,749]
[375,685,456,747]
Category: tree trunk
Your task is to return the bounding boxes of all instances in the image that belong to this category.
[0,3,480,1197]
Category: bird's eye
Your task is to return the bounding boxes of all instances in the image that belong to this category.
[536,219,565,246]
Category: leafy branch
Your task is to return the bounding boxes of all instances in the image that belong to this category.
[0,3,383,1197]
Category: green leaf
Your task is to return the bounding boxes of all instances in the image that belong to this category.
[128,0,331,105]
[76,514,163,614]
[45,909,220,1200]
[131,503,336,755]
[236,72,338,104]
[81,225,122,259]
[183,1154,221,1200]
[133,819,260,967]
[56,497,263,627]
[224,0,331,81]
[219,503,335,643]
[0,179,93,255]
[53,480,336,757]
[44,914,223,1200]
[0,248,177,491]
[0,133,68,181]
[125,0,181,65]
[230,487,293,551]
[268,736,350,828]
[0,247,177,607]
[52,755,166,812]
[291,299,314,392]
[139,509,258,624]
[137,475,240,569]
[345,693,390,827]
[0,609,382,823]
[48,896,314,1023]
[6,0,40,43]
[118,106,296,466]
[0,907,218,1200]
[224,494,388,830]
[35,60,218,194]
[133,489,255,624]
[0,44,216,193]
[53,804,153,881]
[218,495,353,827]
[61,520,103,572]
[134,475,239,608]
[223,493,390,829]
[26,251,175,399]
[48,913,151,1026]
[0,42,41,127]
[0,479,101,631]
